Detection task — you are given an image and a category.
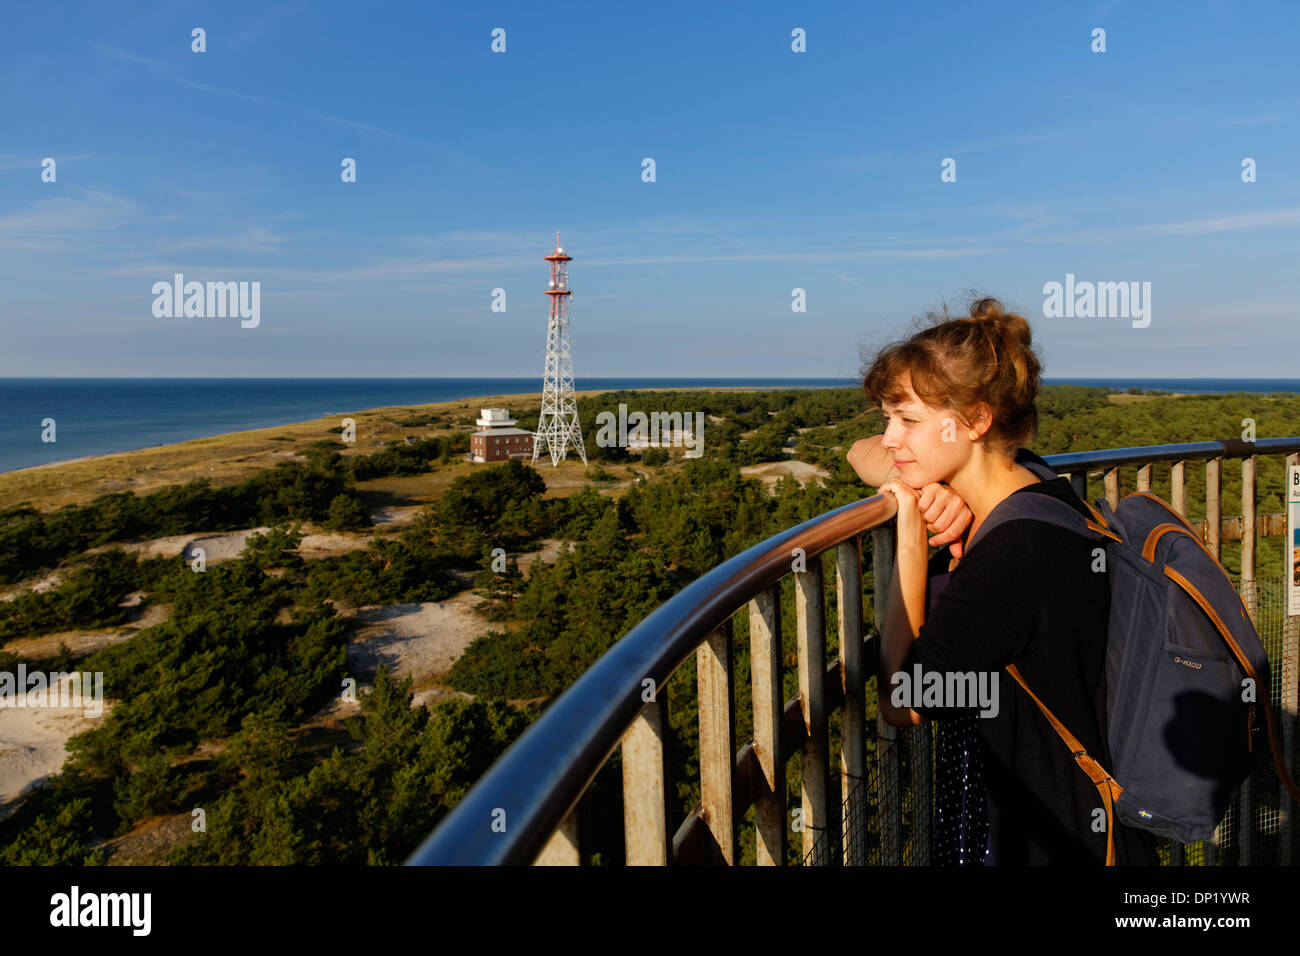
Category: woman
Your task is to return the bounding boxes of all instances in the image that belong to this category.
[849,430,994,865]
[851,296,1157,865]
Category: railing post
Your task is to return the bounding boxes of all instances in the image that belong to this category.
[1240,452,1257,865]
[796,557,832,863]
[1206,457,1222,561]
[909,722,931,865]
[1283,452,1299,866]
[749,586,787,865]
[836,538,867,865]
[1242,452,1258,623]
[1137,463,1151,493]
[1206,455,1222,864]
[876,717,902,865]
[532,809,581,865]
[1104,466,1120,510]
[698,622,738,864]
[622,695,672,865]
[1171,460,1187,517]
[1068,471,1087,504]
[870,524,902,866]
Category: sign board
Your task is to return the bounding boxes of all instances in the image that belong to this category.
[1289,463,1300,618]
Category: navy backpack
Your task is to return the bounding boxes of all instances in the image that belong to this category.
[965,459,1300,865]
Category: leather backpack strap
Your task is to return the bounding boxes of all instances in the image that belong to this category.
[1005,663,1122,866]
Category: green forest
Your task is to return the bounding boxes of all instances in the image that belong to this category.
[1,384,1297,865]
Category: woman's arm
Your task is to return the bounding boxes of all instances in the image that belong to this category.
[875,481,931,727]
[846,433,899,487]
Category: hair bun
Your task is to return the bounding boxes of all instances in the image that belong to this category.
[969,297,1006,324]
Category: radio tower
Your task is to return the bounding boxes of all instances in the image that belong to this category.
[532,232,587,467]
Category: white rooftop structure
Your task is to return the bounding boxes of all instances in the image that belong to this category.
[476,408,518,428]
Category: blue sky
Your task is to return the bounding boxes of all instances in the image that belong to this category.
[2,0,1299,378]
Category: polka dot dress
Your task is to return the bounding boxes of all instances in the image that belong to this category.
[928,566,992,866]
[934,716,991,865]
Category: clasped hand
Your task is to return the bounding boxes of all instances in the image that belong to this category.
[878,480,973,559]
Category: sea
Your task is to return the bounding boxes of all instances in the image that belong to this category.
[1,376,1298,476]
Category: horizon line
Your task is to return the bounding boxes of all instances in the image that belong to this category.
[1,375,1296,382]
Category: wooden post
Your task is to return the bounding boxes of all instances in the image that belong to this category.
[1243,453,1258,623]
[1137,463,1151,493]
[749,587,787,865]
[1206,458,1222,559]
[1240,453,1257,865]
[1104,466,1120,510]
[1171,460,1186,517]
[698,623,737,864]
[622,695,672,865]
[1283,452,1299,866]
[533,809,581,865]
[1069,471,1087,504]
[796,559,831,863]
[836,538,867,865]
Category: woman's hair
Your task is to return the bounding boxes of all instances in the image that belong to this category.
[860,295,1043,460]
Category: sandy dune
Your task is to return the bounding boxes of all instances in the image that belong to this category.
[739,459,831,491]
[0,676,114,807]
[347,590,491,688]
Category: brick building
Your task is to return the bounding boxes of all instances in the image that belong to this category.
[469,408,535,463]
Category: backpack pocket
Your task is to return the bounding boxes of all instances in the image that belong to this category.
[1114,630,1241,841]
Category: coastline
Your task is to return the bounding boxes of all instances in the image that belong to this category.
[0,384,1204,512]
[0,386,778,511]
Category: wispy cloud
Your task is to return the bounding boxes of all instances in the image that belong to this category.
[585,246,1004,267]
[170,225,293,252]
[992,204,1300,245]
[1137,206,1300,237]
[0,186,137,248]
[0,153,94,172]
[75,39,472,159]
[1199,110,1300,128]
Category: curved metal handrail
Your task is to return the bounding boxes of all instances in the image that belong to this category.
[406,492,897,865]
[406,437,1300,865]
[1042,437,1300,470]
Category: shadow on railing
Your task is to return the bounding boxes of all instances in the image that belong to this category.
[406,438,1300,866]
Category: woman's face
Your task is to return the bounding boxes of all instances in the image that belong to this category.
[877,372,971,487]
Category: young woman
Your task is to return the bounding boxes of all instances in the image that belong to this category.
[851,296,1157,865]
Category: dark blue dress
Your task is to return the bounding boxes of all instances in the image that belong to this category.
[928,560,992,865]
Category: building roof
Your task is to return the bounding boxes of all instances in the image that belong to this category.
[471,428,535,438]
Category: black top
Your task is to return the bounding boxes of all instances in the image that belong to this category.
[900,448,1158,865]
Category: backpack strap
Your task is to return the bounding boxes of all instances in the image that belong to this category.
[966,463,1119,554]
[1006,663,1122,866]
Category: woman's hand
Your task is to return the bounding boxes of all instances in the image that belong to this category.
[916,483,973,559]
[878,479,927,556]
[880,480,973,560]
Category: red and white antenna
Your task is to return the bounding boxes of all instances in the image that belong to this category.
[532,232,587,467]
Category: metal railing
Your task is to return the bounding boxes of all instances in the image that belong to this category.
[407,438,1300,865]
